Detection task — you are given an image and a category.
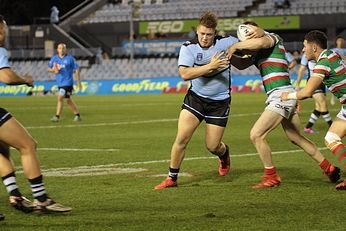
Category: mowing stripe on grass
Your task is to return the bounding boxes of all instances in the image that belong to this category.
[26,118,178,129]
[16,147,328,177]
[25,107,340,130]
[38,147,120,152]
[10,147,120,152]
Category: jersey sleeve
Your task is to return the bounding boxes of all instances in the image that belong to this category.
[269,33,280,46]
[0,48,10,69]
[225,35,239,47]
[73,57,79,70]
[300,54,308,66]
[178,45,194,67]
[48,57,55,68]
[313,59,331,79]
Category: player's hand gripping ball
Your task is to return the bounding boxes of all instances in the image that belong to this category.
[237,24,254,41]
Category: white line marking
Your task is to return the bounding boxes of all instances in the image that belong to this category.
[42,167,147,177]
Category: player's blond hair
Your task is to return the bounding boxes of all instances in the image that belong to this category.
[199,11,218,29]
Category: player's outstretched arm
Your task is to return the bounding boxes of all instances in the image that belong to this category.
[0,68,33,86]
[281,75,322,101]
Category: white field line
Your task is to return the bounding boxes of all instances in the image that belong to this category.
[15,147,329,177]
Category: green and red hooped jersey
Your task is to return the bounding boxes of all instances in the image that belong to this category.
[313,49,346,104]
[252,33,292,94]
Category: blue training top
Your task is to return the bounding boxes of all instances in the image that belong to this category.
[48,54,79,87]
[178,35,238,100]
[0,47,10,69]
[300,53,316,78]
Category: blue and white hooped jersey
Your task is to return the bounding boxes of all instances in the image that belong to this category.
[300,53,316,78]
[0,47,10,69]
[48,54,79,87]
[178,35,238,100]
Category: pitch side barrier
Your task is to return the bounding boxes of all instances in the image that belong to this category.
[0,74,304,96]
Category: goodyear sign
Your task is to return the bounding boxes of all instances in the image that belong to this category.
[139,16,300,34]
[0,78,188,96]
[0,74,305,96]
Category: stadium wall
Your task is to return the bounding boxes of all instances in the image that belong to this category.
[0,75,303,97]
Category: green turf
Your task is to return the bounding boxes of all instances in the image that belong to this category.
[0,93,344,230]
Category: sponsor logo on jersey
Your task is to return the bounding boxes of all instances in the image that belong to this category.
[197,53,203,61]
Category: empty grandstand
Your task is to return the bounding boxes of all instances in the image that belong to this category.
[4,0,346,85]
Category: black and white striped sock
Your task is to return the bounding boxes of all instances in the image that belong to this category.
[2,172,22,197]
[29,175,48,202]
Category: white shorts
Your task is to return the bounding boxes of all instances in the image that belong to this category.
[336,105,346,120]
[265,88,297,119]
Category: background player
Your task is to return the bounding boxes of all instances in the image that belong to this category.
[48,43,82,122]
[296,53,332,133]
[282,30,346,190]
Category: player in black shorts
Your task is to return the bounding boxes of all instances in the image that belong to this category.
[0,15,71,213]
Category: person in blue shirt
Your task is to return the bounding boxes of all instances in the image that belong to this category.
[0,15,71,213]
[154,11,262,189]
[48,43,82,122]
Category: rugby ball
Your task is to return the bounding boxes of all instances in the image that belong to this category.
[237,24,253,42]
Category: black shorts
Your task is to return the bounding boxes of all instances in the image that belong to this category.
[58,86,74,98]
[0,108,12,126]
[307,77,326,94]
[181,90,231,127]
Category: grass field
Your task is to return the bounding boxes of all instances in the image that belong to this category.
[0,92,345,230]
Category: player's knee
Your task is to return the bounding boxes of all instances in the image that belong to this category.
[22,137,37,152]
[324,132,341,150]
[206,143,219,154]
[174,137,189,149]
[249,130,260,144]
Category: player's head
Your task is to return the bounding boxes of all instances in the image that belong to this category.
[57,43,67,57]
[197,11,218,48]
[0,15,7,46]
[303,30,327,61]
[335,36,345,48]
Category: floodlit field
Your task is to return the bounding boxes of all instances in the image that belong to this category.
[0,93,345,230]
